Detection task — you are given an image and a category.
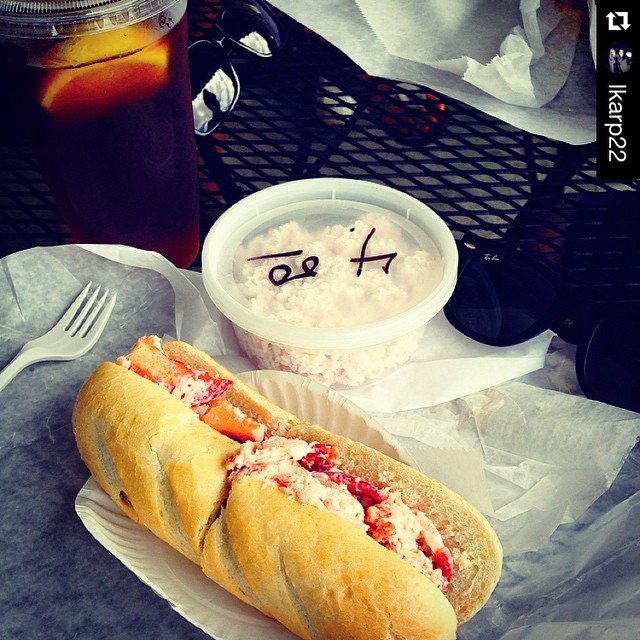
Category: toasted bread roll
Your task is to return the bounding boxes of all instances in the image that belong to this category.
[73,362,238,561]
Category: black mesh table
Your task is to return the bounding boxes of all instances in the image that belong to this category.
[1,0,638,309]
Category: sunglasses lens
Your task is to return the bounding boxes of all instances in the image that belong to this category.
[578,315,640,413]
[189,40,240,135]
[445,251,560,345]
[220,0,285,56]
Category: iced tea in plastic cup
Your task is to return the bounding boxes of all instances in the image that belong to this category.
[0,0,200,268]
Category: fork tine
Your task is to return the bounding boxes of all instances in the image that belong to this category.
[76,288,109,339]
[57,281,94,330]
[67,285,101,336]
[82,291,117,349]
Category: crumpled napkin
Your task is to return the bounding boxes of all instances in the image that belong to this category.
[268,0,596,143]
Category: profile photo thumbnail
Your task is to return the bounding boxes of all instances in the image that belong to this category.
[606,43,633,74]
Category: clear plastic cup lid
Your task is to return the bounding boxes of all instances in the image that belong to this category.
[0,0,181,37]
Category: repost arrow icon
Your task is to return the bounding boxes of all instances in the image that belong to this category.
[607,11,631,30]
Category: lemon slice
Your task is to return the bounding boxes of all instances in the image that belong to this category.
[39,39,170,122]
[43,24,158,68]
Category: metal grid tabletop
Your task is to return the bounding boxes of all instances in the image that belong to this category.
[1,0,638,308]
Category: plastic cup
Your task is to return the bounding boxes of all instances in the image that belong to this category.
[0,0,200,268]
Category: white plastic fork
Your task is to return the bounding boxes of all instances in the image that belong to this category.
[0,282,117,394]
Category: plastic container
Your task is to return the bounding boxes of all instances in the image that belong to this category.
[202,178,458,387]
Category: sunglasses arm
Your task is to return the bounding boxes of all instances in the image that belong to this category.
[202,23,229,50]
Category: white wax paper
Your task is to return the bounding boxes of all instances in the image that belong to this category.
[2,244,639,639]
[268,0,597,144]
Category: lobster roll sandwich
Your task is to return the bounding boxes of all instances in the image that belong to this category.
[73,336,502,640]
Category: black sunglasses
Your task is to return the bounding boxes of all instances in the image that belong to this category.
[444,234,640,414]
[188,0,285,136]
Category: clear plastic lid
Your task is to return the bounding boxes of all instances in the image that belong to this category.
[202,178,459,349]
[0,0,180,38]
